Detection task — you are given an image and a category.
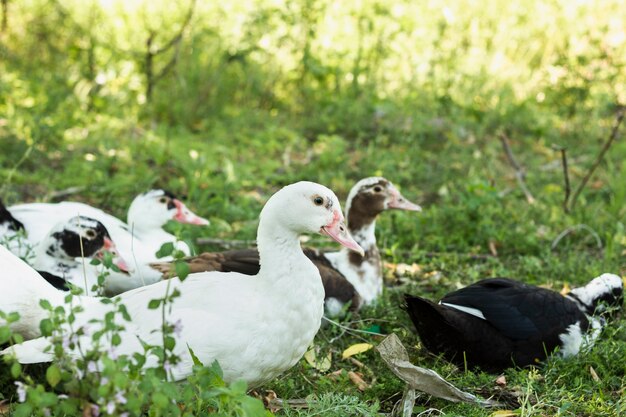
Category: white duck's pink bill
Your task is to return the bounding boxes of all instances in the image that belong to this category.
[97,237,131,274]
[173,199,210,225]
[320,212,364,256]
[388,188,422,212]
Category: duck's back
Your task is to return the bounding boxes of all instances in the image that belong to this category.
[10,202,125,245]
[406,278,590,371]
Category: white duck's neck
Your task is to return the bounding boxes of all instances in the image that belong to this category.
[325,207,382,305]
[127,215,167,237]
[256,219,318,288]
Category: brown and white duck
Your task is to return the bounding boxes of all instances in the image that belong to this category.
[151,177,421,315]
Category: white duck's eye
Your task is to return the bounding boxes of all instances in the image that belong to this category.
[373,186,383,192]
[85,230,97,239]
[159,197,168,204]
[313,196,324,206]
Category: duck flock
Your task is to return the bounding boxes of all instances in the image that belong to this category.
[0,178,623,390]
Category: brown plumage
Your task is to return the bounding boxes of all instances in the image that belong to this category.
[151,247,362,310]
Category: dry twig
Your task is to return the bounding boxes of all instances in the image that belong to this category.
[551,224,603,250]
[195,237,256,248]
[569,107,625,210]
[499,133,536,204]
[559,147,571,212]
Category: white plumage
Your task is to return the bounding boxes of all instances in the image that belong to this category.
[8,190,209,295]
[2,182,363,386]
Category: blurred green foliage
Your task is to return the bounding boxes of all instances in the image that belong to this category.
[1,0,626,415]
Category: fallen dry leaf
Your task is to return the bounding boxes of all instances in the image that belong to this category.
[304,346,332,372]
[348,371,369,391]
[589,366,600,382]
[393,386,418,417]
[560,282,571,296]
[488,240,498,257]
[495,375,507,387]
[342,343,373,359]
[489,411,518,417]
[0,401,10,417]
[377,334,501,407]
[326,369,344,380]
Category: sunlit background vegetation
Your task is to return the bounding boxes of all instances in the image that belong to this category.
[1,0,626,415]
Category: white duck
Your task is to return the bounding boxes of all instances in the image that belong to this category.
[3,182,363,386]
[32,216,130,296]
[0,216,129,339]
[8,190,209,294]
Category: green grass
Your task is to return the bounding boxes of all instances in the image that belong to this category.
[1,0,626,415]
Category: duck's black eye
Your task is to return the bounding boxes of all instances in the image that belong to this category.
[313,196,324,206]
[159,197,168,204]
[373,186,383,192]
[85,229,97,239]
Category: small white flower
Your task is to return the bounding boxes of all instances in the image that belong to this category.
[87,361,98,373]
[172,319,183,338]
[14,381,27,402]
[107,346,118,360]
[115,390,127,405]
[81,324,91,337]
[106,400,116,415]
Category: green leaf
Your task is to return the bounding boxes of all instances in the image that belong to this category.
[240,396,267,416]
[188,345,204,366]
[39,299,52,310]
[112,333,122,346]
[152,391,169,408]
[13,403,33,417]
[0,326,11,344]
[148,299,162,309]
[46,364,62,387]
[164,335,176,351]
[11,361,22,378]
[175,260,190,281]
[39,318,54,337]
[156,242,175,258]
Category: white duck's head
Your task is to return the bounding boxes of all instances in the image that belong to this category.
[126,189,209,232]
[260,181,364,255]
[40,216,130,273]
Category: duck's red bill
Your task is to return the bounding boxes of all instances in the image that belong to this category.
[173,200,210,226]
[320,212,364,256]
[388,188,422,212]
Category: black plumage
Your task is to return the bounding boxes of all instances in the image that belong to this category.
[0,200,25,232]
[36,270,70,291]
[405,276,623,372]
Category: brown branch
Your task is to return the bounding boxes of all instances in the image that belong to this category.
[195,237,256,248]
[144,0,195,101]
[145,31,155,100]
[560,147,571,212]
[499,133,536,204]
[1,0,8,32]
[569,107,625,210]
[552,145,572,213]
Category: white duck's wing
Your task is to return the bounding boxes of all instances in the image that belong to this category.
[0,246,67,338]
[9,202,128,245]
